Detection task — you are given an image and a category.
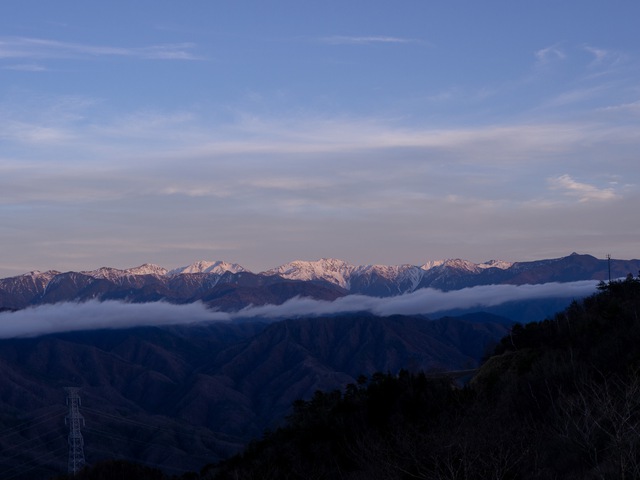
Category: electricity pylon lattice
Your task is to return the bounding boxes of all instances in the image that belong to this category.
[65,387,86,475]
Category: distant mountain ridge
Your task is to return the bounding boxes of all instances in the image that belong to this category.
[1,253,638,311]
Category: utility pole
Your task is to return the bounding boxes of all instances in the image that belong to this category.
[65,387,86,475]
[607,254,612,285]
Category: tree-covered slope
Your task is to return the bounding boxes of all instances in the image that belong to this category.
[203,275,640,480]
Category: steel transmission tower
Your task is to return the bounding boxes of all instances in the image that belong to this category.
[65,387,86,475]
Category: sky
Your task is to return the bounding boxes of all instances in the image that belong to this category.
[1,1,639,277]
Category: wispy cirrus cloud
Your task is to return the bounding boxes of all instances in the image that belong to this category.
[549,174,618,202]
[600,100,640,113]
[583,45,625,67]
[540,85,610,109]
[0,36,201,61]
[534,45,566,64]
[0,99,633,206]
[3,63,47,71]
[319,35,422,46]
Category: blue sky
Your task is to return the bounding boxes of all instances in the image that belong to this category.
[1,1,639,276]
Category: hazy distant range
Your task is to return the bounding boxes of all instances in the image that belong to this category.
[0,252,638,338]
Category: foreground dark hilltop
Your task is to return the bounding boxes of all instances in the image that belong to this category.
[0,311,508,479]
[1,253,638,311]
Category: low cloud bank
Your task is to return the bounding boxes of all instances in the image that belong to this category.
[0,280,600,338]
[0,301,231,339]
[236,280,600,318]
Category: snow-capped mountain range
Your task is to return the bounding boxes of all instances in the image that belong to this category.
[1,253,638,312]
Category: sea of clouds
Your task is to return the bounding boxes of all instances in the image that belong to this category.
[0,280,601,338]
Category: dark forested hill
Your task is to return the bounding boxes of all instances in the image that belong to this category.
[0,313,508,479]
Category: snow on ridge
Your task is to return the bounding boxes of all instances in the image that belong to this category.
[81,267,125,281]
[264,257,513,291]
[353,264,426,292]
[4,257,515,286]
[420,259,478,273]
[125,264,169,276]
[420,260,446,271]
[264,259,430,291]
[17,270,61,280]
[421,258,512,272]
[478,260,513,270]
[354,263,421,280]
[168,260,246,276]
[262,258,356,289]
[82,264,168,281]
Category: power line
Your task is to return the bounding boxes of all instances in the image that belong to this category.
[1,444,67,480]
[82,445,192,475]
[83,427,216,463]
[1,394,246,477]
[0,433,67,464]
[0,408,65,439]
[82,406,246,444]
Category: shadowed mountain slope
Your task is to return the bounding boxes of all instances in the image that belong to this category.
[0,312,508,479]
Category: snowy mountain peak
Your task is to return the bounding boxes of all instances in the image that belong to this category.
[82,264,168,281]
[441,259,482,272]
[420,259,478,272]
[263,258,356,289]
[420,260,446,271]
[125,264,168,276]
[420,258,512,273]
[168,260,246,276]
[20,270,61,279]
[478,259,513,270]
[354,263,416,277]
[82,267,125,281]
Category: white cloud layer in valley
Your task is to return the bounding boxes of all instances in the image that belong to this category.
[0,280,600,338]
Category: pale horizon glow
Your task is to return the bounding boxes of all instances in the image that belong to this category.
[1,1,639,277]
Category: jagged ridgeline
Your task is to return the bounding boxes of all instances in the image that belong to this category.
[46,275,640,479]
[2,253,639,312]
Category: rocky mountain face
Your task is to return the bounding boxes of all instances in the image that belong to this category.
[1,253,637,311]
[0,312,508,478]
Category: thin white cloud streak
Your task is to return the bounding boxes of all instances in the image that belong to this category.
[319,35,420,45]
[0,281,599,338]
[549,174,618,202]
[3,63,47,71]
[540,85,610,109]
[0,37,200,61]
[600,101,640,113]
[66,116,616,161]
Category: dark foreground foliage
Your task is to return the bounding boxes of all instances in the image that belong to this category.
[56,275,640,479]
